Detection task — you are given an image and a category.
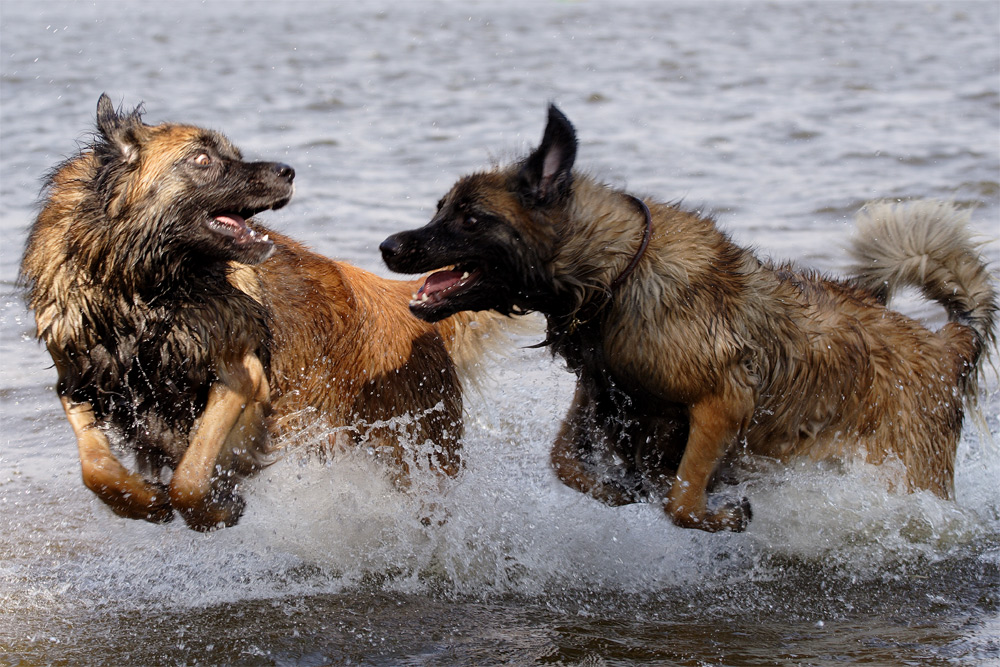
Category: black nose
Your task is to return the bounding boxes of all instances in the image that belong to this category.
[273,163,295,182]
[379,235,402,259]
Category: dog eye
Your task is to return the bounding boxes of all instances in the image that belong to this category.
[192,153,212,166]
[463,214,478,228]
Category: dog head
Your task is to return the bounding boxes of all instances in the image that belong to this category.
[89,93,294,265]
[381,105,578,322]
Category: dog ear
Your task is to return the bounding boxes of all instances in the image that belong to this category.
[517,105,577,207]
[96,93,145,164]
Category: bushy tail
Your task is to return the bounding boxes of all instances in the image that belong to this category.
[848,200,997,366]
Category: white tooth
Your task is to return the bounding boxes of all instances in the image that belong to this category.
[420,293,429,303]
[412,293,419,301]
[461,272,470,280]
[262,234,269,242]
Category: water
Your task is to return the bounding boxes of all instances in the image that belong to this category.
[1,1,998,664]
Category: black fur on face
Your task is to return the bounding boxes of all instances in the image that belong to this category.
[380,105,578,322]
[88,94,295,272]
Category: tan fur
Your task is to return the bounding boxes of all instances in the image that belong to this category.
[20,97,505,530]
[248,233,471,477]
[561,187,992,528]
[384,107,998,532]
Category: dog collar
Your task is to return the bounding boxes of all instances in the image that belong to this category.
[609,195,653,292]
[565,194,653,332]
[530,194,653,348]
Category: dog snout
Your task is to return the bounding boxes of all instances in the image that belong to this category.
[273,163,295,182]
[379,235,404,260]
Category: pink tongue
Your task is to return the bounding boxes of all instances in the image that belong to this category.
[420,270,464,296]
[215,213,247,230]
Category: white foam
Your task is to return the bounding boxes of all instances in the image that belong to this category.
[216,356,1000,599]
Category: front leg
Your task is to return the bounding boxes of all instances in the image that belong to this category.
[664,388,753,532]
[169,353,270,531]
[61,396,174,523]
[550,385,644,507]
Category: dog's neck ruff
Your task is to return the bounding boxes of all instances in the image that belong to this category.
[531,194,653,348]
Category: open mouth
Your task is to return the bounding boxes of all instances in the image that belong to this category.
[410,266,483,310]
[206,212,271,246]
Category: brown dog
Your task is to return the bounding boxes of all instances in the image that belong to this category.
[20,95,496,531]
[381,105,997,532]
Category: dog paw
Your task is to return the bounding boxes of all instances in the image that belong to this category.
[209,491,246,530]
[720,496,752,532]
[144,484,175,524]
[107,484,174,523]
[664,495,752,533]
[590,478,646,507]
[179,491,246,532]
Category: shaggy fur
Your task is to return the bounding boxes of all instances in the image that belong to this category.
[381,105,997,532]
[20,95,495,531]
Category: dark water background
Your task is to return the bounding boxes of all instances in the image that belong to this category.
[1,1,998,665]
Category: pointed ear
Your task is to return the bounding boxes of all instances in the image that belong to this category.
[517,105,578,207]
[95,93,145,164]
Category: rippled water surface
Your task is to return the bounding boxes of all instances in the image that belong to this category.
[1,1,998,665]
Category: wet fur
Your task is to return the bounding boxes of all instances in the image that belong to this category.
[381,106,998,532]
[20,95,488,531]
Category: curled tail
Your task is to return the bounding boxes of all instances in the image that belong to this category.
[848,199,997,372]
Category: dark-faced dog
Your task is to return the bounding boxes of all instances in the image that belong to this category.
[381,105,997,532]
[20,95,496,531]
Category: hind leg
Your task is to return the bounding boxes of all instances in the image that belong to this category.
[550,385,645,507]
[61,396,174,523]
[860,420,958,500]
[169,353,270,531]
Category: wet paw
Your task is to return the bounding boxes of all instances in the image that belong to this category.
[590,478,646,507]
[144,483,175,524]
[210,491,246,530]
[665,495,752,533]
[719,496,752,533]
[179,491,246,532]
[107,483,174,523]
